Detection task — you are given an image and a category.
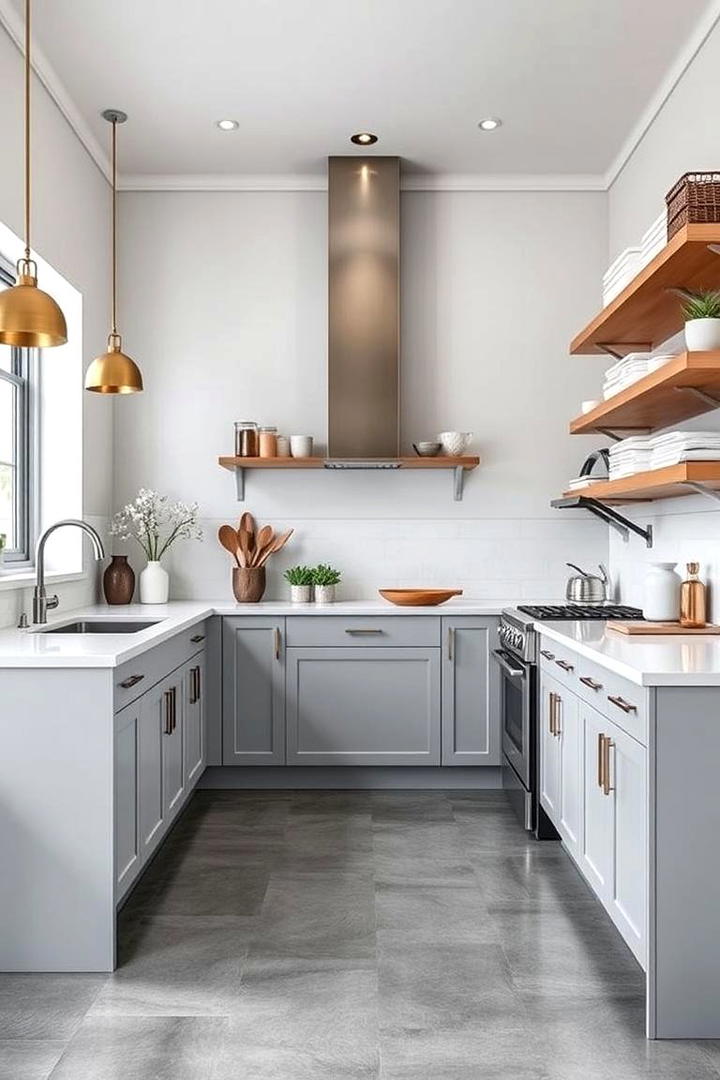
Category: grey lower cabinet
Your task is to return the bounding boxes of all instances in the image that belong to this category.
[286,646,441,765]
[441,616,500,765]
[222,617,285,764]
[114,702,141,897]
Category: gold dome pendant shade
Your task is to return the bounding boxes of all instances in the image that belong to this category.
[86,109,143,394]
[0,0,67,348]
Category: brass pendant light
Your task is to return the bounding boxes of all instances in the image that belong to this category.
[85,110,143,394]
[0,0,67,348]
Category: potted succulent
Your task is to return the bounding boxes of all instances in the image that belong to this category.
[312,563,342,604]
[682,290,720,351]
[284,565,314,603]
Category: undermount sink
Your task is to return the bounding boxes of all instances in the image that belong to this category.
[40,620,161,635]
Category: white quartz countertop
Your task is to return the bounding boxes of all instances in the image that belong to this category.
[0,598,512,668]
[539,620,720,687]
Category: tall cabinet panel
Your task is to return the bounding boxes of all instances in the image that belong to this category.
[441,617,500,765]
[114,703,140,900]
[222,618,286,765]
[184,654,205,785]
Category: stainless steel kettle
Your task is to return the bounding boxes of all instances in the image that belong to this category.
[565,563,609,604]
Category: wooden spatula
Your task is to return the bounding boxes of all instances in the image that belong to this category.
[256,528,294,567]
[218,525,241,567]
[252,525,274,566]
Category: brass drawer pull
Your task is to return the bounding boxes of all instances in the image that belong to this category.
[191,634,205,643]
[607,694,637,714]
[555,659,574,672]
[119,674,144,689]
[602,736,614,796]
[540,650,555,660]
[579,676,603,691]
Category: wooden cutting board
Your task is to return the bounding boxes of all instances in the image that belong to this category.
[608,621,720,635]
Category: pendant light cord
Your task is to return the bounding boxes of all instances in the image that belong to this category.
[111,117,117,337]
[24,0,31,263]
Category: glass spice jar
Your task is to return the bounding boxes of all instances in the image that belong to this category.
[258,426,278,457]
[276,434,290,457]
[235,421,258,457]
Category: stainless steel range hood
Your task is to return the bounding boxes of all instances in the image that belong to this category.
[327,156,400,462]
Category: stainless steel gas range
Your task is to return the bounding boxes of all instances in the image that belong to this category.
[496,604,643,835]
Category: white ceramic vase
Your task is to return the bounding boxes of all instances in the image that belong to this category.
[314,584,335,605]
[684,318,720,351]
[643,562,681,621]
[140,560,170,604]
[290,584,312,603]
[438,431,473,456]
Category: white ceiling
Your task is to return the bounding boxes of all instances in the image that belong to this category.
[3,0,719,184]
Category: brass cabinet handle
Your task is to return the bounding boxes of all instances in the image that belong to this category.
[447,627,455,661]
[172,686,177,732]
[548,691,556,735]
[191,634,205,643]
[189,666,198,704]
[602,737,614,796]
[597,733,605,789]
[195,666,201,702]
[555,659,574,672]
[119,673,144,689]
[163,690,173,735]
[540,649,555,660]
[607,694,637,714]
[274,626,282,660]
[553,693,561,737]
[345,628,384,635]
[579,675,603,691]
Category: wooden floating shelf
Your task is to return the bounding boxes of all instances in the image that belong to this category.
[563,462,720,504]
[570,351,720,435]
[571,225,720,356]
[218,455,481,502]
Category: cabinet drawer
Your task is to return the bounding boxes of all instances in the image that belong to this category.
[114,620,207,711]
[538,641,580,693]
[285,616,440,648]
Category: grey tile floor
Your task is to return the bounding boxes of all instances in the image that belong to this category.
[2,789,720,1079]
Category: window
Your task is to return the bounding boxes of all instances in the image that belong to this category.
[0,256,36,564]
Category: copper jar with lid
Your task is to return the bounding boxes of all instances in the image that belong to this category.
[258,426,278,457]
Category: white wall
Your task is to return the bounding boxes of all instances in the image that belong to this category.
[0,25,112,626]
[607,18,720,616]
[114,187,609,601]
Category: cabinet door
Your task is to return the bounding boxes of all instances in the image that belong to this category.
[539,672,562,821]
[114,703,140,900]
[138,681,166,859]
[441,617,500,765]
[222,618,285,765]
[579,701,614,903]
[557,689,582,859]
[286,647,441,765]
[162,677,185,820]
[608,720,647,965]
[183,654,205,787]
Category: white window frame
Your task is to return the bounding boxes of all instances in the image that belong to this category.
[0,253,39,566]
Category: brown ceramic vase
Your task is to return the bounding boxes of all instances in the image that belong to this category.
[103,554,135,605]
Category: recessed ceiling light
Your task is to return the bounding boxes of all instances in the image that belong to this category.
[216,119,239,131]
[350,132,378,145]
[478,117,502,131]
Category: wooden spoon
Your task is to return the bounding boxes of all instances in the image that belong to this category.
[238,529,253,568]
[256,528,294,567]
[252,525,274,567]
[218,525,241,567]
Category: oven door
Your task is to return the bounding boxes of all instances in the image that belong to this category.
[493,648,532,791]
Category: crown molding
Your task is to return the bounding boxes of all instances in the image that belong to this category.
[604,0,720,188]
[120,171,607,193]
[0,0,111,182]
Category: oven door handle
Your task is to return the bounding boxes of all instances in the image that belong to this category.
[492,648,525,679]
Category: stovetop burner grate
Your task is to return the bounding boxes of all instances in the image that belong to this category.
[516,604,644,620]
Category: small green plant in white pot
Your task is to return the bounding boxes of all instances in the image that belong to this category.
[312,564,342,604]
[682,291,720,351]
[284,565,314,603]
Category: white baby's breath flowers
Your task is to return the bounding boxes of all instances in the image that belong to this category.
[110,488,202,561]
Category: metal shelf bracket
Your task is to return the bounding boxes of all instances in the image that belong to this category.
[675,385,720,410]
[229,463,469,502]
[551,496,653,548]
[453,466,465,502]
[234,467,245,501]
[682,481,720,505]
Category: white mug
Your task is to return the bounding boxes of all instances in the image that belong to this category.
[290,435,313,458]
[438,431,473,456]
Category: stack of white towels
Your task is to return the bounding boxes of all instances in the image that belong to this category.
[602,352,674,399]
[601,212,666,307]
[609,431,720,479]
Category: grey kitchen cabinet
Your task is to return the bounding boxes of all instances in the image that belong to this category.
[138,672,181,862]
[222,617,285,765]
[114,702,141,900]
[286,646,441,765]
[183,653,205,785]
[441,616,500,765]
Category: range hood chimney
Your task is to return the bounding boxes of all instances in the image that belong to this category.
[327,156,400,461]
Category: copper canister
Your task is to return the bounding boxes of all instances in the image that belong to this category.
[680,562,707,628]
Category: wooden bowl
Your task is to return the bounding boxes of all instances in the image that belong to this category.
[379,588,463,607]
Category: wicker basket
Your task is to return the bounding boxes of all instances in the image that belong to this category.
[666,172,720,239]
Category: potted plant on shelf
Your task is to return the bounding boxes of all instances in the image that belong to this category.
[284,565,314,603]
[682,290,720,351]
[312,564,342,604]
[110,489,202,604]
